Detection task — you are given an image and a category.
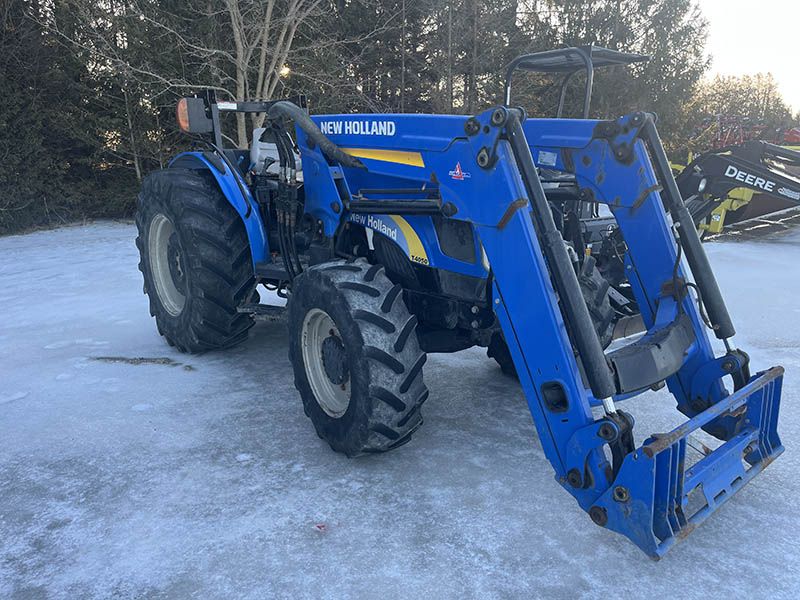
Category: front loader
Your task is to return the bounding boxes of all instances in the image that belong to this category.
[677,141,800,237]
[135,47,784,559]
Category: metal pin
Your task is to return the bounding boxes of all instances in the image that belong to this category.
[601,396,617,414]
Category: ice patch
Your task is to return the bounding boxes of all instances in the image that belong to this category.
[0,391,29,405]
[131,403,152,412]
[1,221,799,597]
[44,341,72,350]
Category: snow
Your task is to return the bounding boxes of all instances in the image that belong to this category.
[1,216,799,598]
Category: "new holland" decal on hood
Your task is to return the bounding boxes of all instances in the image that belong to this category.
[319,120,396,136]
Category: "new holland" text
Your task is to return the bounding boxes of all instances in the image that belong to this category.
[319,120,396,136]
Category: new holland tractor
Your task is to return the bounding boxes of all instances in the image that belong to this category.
[135,46,784,559]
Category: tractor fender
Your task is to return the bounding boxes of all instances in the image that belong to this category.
[169,151,269,265]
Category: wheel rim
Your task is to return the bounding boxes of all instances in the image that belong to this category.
[301,308,351,418]
[148,214,186,317]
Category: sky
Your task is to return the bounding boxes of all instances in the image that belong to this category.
[699,0,799,113]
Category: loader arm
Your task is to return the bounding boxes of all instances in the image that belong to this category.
[468,109,782,557]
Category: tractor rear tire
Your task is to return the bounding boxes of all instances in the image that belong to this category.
[135,168,256,353]
[580,262,615,350]
[288,259,428,457]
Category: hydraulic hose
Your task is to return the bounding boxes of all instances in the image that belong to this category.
[270,120,306,280]
[273,126,304,277]
[267,123,297,281]
[641,117,736,340]
[267,101,367,170]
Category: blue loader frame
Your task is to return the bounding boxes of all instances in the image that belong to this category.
[284,105,783,558]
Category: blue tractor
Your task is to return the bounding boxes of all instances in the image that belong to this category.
[135,47,784,559]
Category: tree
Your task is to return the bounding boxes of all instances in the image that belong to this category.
[3,0,720,233]
[513,0,709,152]
[693,73,795,125]
[1,0,124,233]
[40,0,325,148]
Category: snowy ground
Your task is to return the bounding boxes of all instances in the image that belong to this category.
[1,213,799,599]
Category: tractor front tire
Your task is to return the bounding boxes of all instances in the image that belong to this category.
[288,259,428,457]
[135,168,256,353]
[487,332,516,377]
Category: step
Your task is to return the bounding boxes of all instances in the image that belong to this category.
[237,304,285,322]
[255,261,289,281]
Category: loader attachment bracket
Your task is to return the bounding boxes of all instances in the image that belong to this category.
[592,111,647,166]
[565,421,619,490]
[591,367,783,559]
[565,412,636,489]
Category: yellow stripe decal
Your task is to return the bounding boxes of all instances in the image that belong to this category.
[341,148,425,168]
[390,216,429,265]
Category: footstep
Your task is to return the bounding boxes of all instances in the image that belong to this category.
[131,403,152,412]
[236,454,252,463]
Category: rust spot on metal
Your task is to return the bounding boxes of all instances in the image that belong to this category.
[496,198,529,230]
[631,184,662,212]
[661,277,687,300]
[643,367,784,457]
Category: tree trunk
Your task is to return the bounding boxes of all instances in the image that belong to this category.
[447,1,453,112]
[468,0,478,113]
[400,0,406,112]
[123,88,142,181]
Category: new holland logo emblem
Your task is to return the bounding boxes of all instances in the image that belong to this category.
[448,162,471,180]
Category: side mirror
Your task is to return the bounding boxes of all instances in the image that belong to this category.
[176,97,213,134]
